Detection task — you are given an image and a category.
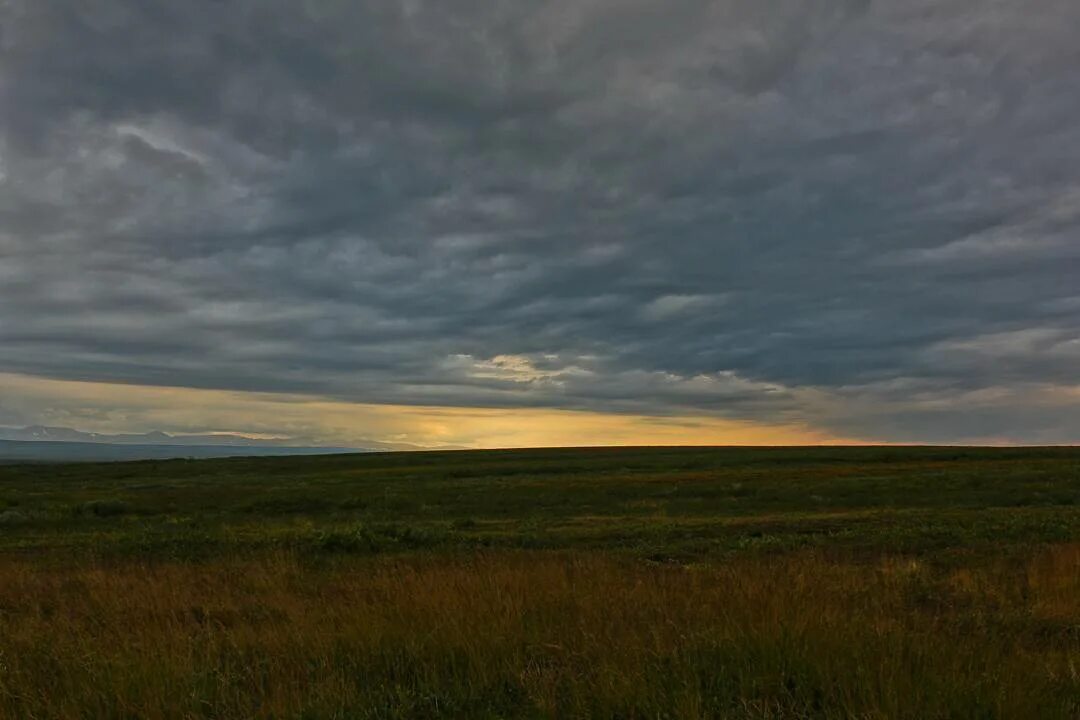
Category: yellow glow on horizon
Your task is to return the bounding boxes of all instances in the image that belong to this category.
[0,372,862,448]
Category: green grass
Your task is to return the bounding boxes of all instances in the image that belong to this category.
[0,446,1078,718]
[1,446,1077,561]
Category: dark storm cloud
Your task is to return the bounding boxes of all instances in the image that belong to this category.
[2,0,1079,442]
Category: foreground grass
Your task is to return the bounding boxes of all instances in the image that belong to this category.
[1,548,1077,719]
[1,447,1078,717]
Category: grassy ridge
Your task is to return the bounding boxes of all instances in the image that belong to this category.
[0,447,1078,717]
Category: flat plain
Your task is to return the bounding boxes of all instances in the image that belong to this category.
[0,446,1078,718]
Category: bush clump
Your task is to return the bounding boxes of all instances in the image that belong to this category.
[75,499,134,518]
[0,510,28,525]
[313,522,448,554]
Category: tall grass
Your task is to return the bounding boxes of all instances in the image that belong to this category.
[1,546,1077,719]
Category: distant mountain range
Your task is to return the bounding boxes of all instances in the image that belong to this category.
[0,425,366,463]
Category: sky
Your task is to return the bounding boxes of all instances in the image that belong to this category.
[1,0,1078,448]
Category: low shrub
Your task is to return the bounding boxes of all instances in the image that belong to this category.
[74,499,134,518]
[312,522,449,554]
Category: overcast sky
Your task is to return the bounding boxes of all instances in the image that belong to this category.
[1,0,1078,447]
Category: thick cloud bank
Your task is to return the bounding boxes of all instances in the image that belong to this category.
[2,0,1079,443]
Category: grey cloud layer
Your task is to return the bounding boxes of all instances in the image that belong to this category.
[2,0,1079,442]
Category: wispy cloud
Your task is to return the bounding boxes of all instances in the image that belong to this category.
[0,372,852,448]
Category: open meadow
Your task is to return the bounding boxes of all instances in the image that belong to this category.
[0,446,1078,718]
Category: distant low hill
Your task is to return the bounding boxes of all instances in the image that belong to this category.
[0,438,364,463]
[0,425,323,447]
[0,426,365,462]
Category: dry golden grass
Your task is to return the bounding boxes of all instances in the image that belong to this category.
[0,546,1077,719]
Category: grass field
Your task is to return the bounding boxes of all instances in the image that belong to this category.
[0,446,1078,718]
